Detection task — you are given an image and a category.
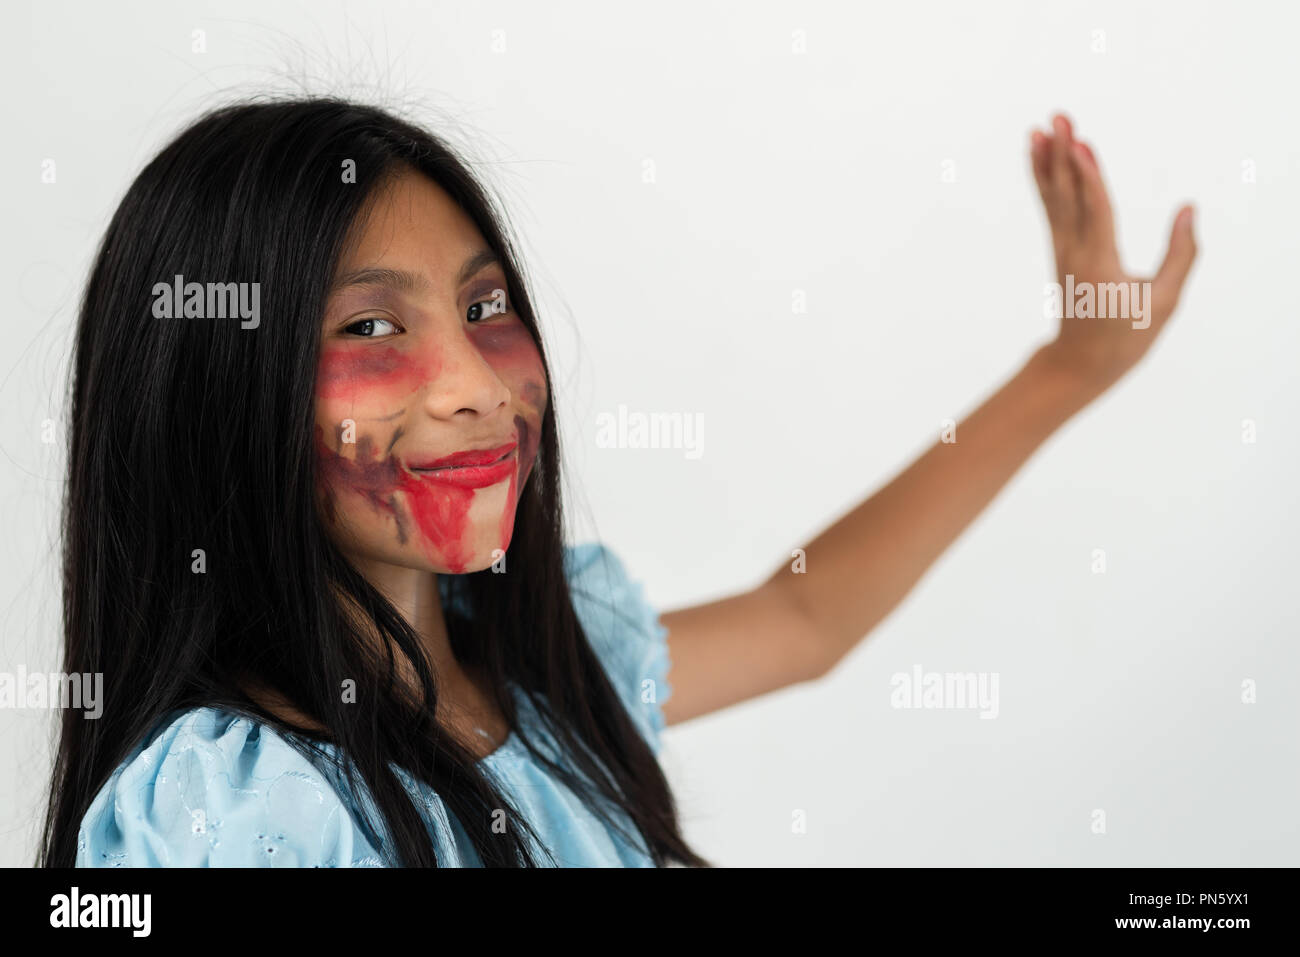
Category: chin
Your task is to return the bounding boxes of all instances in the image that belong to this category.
[424,539,508,575]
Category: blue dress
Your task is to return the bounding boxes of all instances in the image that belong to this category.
[75,543,673,867]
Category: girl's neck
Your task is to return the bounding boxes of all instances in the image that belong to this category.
[241,554,509,757]
[336,553,510,757]
[344,553,461,680]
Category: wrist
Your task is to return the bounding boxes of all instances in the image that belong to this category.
[1023,343,1111,412]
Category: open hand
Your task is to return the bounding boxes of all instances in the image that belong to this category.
[1030,113,1197,394]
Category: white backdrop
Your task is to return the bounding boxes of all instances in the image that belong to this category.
[2,0,1297,867]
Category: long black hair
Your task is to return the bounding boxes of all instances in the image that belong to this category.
[40,97,708,867]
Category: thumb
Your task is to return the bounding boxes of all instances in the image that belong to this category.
[1154,205,1198,306]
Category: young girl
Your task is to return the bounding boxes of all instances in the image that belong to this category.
[42,100,1196,868]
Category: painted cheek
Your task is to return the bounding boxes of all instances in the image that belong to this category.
[497,411,542,552]
[469,322,546,400]
[471,324,548,441]
[315,345,440,401]
[469,322,547,553]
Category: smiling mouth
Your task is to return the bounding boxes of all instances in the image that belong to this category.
[407,442,518,489]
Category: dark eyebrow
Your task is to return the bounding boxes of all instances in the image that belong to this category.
[330,249,501,295]
[456,248,502,286]
[329,267,429,294]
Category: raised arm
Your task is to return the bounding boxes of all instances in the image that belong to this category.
[660,113,1198,727]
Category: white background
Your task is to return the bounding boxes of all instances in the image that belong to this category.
[2,0,1297,867]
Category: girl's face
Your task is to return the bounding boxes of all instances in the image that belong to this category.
[314,168,547,575]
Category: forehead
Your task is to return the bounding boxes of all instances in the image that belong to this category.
[340,167,489,276]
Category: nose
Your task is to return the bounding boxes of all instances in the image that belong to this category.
[420,326,511,421]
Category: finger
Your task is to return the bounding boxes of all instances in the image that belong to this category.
[1154,205,1198,306]
[1030,130,1058,225]
[1031,129,1052,183]
[1070,140,1115,248]
[1050,114,1080,236]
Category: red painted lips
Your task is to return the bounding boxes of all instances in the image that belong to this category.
[406,441,518,489]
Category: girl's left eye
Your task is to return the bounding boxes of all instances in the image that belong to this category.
[467,292,510,323]
[342,317,400,338]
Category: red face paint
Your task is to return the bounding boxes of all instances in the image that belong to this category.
[497,412,542,551]
[315,345,438,401]
[397,464,477,574]
[315,426,479,573]
[471,320,546,554]
[314,314,547,572]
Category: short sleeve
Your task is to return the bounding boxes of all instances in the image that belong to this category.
[76,708,385,867]
[565,542,674,753]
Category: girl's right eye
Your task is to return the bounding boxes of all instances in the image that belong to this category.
[342,317,400,338]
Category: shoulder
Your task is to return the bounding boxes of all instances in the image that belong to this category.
[563,542,674,753]
[76,707,387,867]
